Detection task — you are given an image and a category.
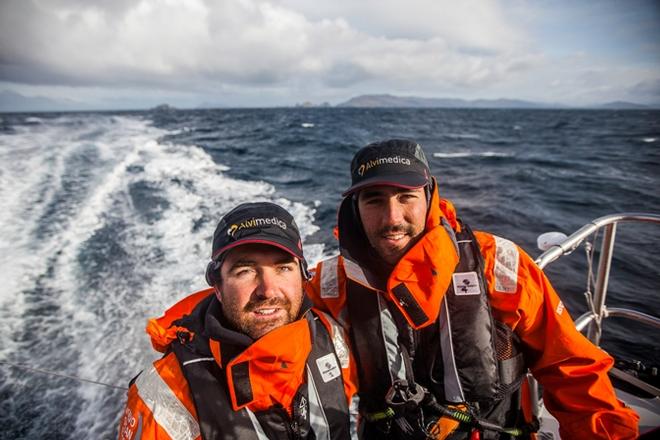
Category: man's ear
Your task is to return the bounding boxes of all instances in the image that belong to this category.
[213,284,222,301]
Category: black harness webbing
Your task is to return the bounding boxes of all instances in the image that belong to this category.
[444,223,500,400]
[305,314,352,440]
[346,279,395,413]
[172,340,261,440]
[344,221,529,439]
[173,311,350,440]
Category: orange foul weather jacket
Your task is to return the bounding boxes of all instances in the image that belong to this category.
[118,289,359,440]
[306,179,639,439]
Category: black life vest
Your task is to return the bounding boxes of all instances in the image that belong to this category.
[171,295,352,440]
[345,223,527,439]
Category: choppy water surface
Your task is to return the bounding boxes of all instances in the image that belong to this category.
[1,108,658,438]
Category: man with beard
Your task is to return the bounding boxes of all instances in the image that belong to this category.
[306,139,639,439]
[118,202,358,440]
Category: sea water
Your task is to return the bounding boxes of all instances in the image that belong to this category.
[1,107,658,438]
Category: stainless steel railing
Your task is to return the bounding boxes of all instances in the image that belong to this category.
[535,212,660,345]
[531,213,660,416]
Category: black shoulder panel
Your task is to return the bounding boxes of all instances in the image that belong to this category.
[172,341,260,440]
[346,280,393,411]
[306,312,351,440]
[445,223,500,401]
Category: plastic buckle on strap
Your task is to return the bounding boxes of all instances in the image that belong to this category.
[385,380,426,414]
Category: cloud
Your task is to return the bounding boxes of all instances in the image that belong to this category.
[629,78,660,99]
[278,0,525,51]
[0,0,535,93]
[1,0,657,107]
[494,51,660,106]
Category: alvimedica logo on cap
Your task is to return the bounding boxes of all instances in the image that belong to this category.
[357,155,412,176]
[227,217,287,236]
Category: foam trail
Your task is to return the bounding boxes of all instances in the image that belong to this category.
[0,115,177,437]
[0,114,322,439]
[433,151,512,158]
[445,133,481,139]
[0,115,141,357]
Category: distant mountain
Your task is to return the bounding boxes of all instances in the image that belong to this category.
[150,103,178,111]
[0,90,85,112]
[337,94,552,109]
[597,101,649,109]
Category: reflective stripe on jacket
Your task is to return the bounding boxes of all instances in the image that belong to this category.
[118,289,359,440]
[306,179,639,440]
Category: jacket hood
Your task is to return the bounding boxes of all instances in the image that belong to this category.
[338,178,461,328]
[146,288,214,353]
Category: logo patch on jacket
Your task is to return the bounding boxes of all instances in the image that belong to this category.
[315,353,341,382]
[298,396,308,421]
[452,272,481,296]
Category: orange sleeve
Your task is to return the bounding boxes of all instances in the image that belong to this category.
[305,257,350,329]
[118,383,171,440]
[305,261,327,310]
[117,354,201,440]
[476,232,639,439]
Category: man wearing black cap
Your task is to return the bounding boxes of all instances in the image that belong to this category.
[118,202,358,440]
[306,139,639,439]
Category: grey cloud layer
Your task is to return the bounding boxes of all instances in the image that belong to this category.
[0,0,535,91]
[2,0,657,106]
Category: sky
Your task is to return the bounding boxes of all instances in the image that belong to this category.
[1,0,659,110]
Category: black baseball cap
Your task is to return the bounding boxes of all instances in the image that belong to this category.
[205,202,309,286]
[343,139,431,196]
[211,202,305,262]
